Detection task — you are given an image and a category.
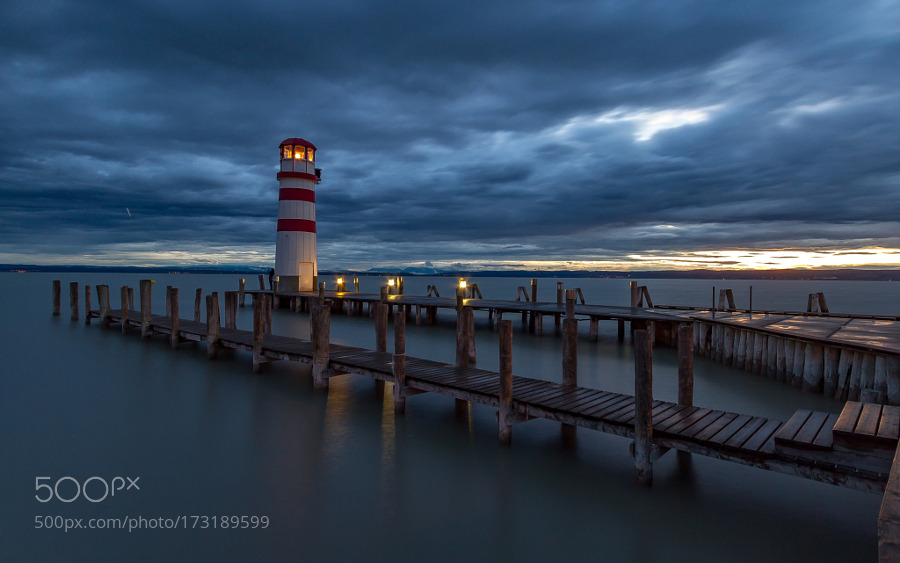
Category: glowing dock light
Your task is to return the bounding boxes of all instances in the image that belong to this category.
[459,279,467,290]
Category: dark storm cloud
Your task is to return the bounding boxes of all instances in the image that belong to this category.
[1,0,899,268]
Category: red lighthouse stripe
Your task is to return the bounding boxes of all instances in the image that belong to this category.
[277,219,317,233]
[279,188,316,202]
[276,171,319,182]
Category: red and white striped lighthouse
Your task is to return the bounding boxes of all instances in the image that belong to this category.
[275,138,320,292]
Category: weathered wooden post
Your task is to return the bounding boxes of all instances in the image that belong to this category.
[169,287,180,349]
[238,278,246,307]
[372,295,388,397]
[97,285,111,327]
[561,290,578,441]
[466,307,476,364]
[84,284,92,325]
[120,286,129,332]
[272,277,280,310]
[206,293,220,359]
[311,297,331,391]
[630,280,640,307]
[264,294,272,334]
[618,319,625,342]
[52,280,61,316]
[69,281,79,321]
[555,281,564,329]
[393,306,407,413]
[127,287,134,311]
[224,291,237,329]
[139,280,153,339]
[528,278,538,333]
[258,274,265,290]
[634,329,653,486]
[678,323,694,407]
[455,286,471,414]
[194,289,202,322]
[252,296,264,373]
[165,285,172,317]
[498,320,514,445]
[562,290,577,387]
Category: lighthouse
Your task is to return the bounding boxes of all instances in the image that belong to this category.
[275,138,321,292]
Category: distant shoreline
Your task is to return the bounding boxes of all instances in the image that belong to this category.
[3,264,897,281]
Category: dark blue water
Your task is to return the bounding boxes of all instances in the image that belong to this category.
[1,273,891,562]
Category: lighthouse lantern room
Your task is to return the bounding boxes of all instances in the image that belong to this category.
[275,137,320,292]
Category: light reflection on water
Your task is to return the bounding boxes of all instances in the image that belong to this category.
[1,273,893,562]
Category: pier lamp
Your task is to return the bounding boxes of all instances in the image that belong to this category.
[388,278,395,295]
[275,137,320,292]
[459,279,467,290]
[337,277,345,292]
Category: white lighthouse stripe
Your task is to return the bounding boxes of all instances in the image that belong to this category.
[277,201,316,220]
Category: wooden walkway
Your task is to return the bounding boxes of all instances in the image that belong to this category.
[89,306,895,495]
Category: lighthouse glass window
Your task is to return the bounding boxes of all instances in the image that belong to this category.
[306,148,315,162]
[282,145,292,159]
[293,146,306,160]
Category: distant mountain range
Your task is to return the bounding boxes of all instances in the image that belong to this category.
[3,264,897,280]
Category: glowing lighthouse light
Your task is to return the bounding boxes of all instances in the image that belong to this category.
[275,137,321,292]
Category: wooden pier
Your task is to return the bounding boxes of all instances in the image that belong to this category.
[59,279,900,560]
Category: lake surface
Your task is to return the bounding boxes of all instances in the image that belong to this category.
[2,272,896,562]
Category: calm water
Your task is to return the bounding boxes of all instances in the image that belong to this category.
[2,273,897,562]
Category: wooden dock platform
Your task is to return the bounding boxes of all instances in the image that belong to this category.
[87,304,893,493]
[55,278,900,560]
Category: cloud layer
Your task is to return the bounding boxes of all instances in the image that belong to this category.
[2,0,899,269]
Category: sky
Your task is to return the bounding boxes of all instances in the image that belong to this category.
[2,0,900,272]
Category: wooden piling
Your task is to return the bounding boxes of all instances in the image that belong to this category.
[139,280,152,339]
[562,291,577,387]
[875,356,888,404]
[264,294,272,334]
[528,278,537,333]
[393,307,407,414]
[455,296,472,414]
[120,286,129,333]
[371,300,387,396]
[311,298,331,391]
[836,349,853,401]
[466,307,476,364]
[272,278,280,310]
[127,287,134,311]
[678,323,694,407]
[97,285,111,327]
[776,337,787,382]
[194,289,202,322]
[766,335,778,378]
[849,351,864,401]
[224,291,237,329]
[258,274,265,290]
[887,357,900,406]
[252,296,264,373]
[165,285,172,317]
[169,287,180,349]
[206,293,220,360]
[791,341,807,388]
[69,282,78,321]
[375,303,388,353]
[52,280,60,316]
[823,346,840,396]
[723,326,735,366]
[239,278,246,307]
[634,329,653,486]
[802,343,824,393]
[84,285,91,325]
[555,282,564,328]
[589,317,599,342]
[498,320,514,445]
